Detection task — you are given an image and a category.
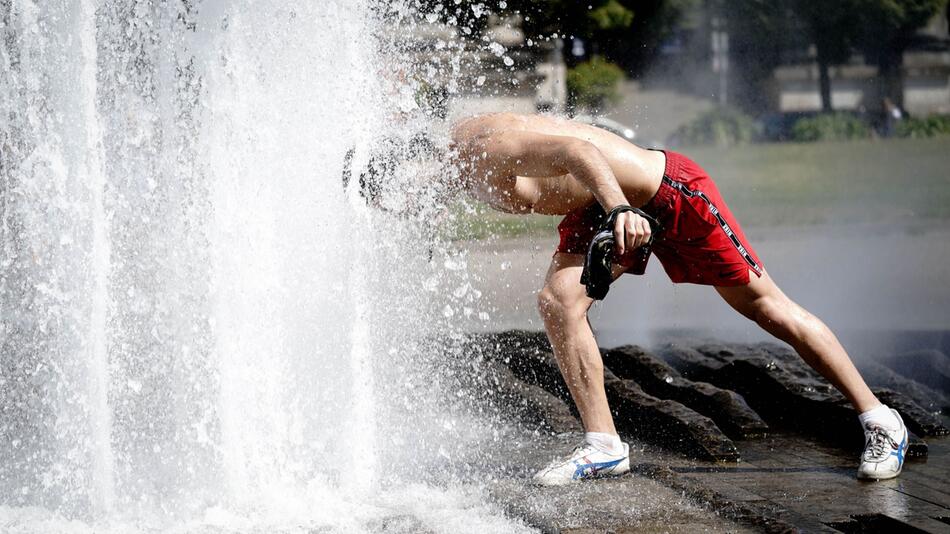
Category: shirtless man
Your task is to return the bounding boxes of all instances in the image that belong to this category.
[352,112,909,486]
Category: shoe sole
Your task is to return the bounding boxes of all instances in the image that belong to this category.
[857,465,902,481]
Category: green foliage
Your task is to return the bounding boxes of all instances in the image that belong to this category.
[859,0,948,36]
[493,1,694,72]
[791,113,871,142]
[589,0,635,30]
[566,56,625,111]
[895,114,950,138]
[672,108,758,147]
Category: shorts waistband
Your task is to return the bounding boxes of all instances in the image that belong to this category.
[640,149,681,219]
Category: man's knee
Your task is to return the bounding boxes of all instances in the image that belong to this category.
[537,284,588,323]
[749,295,792,331]
[750,295,815,341]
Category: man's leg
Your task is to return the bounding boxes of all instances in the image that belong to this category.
[714,269,879,411]
[537,253,624,433]
[533,252,631,485]
[716,269,909,479]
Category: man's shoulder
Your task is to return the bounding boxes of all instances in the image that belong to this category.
[453,111,525,132]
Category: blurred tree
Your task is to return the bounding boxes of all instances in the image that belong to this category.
[589,0,636,30]
[790,0,862,111]
[608,0,696,72]
[566,55,626,111]
[725,0,799,113]
[727,0,948,112]
[857,0,949,108]
[498,0,635,68]
[422,1,694,72]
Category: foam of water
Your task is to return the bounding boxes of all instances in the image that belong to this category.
[1,1,533,532]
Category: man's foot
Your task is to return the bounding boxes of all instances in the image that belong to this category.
[533,441,630,486]
[857,409,908,480]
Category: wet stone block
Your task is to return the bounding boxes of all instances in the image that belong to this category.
[471,332,740,462]
[602,345,769,439]
[489,345,573,405]
[658,343,729,381]
[660,343,853,433]
[482,361,582,435]
[496,347,741,462]
[858,361,950,415]
[603,372,740,462]
[881,349,950,396]
[660,343,941,453]
[873,388,948,439]
[471,331,573,402]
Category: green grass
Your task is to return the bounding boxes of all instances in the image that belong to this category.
[689,137,950,227]
[451,137,950,241]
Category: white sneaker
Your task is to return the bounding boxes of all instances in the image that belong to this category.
[857,409,909,480]
[533,441,630,486]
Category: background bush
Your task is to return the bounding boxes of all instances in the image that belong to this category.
[791,113,871,142]
[567,56,625,111]
[895,114,950,138]
[671,107,758,147]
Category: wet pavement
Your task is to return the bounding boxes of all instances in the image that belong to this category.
[461,331,950,533]
[648,435,950,533]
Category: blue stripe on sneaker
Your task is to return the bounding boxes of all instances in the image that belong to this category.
[890,433,907,466]
[572,458,623,480]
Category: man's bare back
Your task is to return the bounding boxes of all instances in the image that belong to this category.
[449,113,665,217]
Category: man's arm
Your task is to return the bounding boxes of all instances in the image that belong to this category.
[467,129,652,254]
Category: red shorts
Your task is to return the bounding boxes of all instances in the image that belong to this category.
[557,150,763,287]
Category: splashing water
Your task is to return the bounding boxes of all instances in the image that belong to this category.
[0,1,533,532]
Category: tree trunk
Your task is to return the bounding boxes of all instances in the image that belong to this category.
[818,58,833,112]
[879,46,905,110]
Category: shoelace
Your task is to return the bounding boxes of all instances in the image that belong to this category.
[864,426,898,461]
[545,444,595,467]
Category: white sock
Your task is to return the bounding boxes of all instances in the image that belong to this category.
[585,432,624,455]
[859,404,899,431]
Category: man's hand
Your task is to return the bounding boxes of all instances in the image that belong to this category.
[613,210,652,255]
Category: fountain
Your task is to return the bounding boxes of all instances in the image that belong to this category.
[0,1,532,532]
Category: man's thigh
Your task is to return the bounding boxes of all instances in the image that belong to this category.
[714,269,791,320]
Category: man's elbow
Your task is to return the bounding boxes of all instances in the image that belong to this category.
[562,138,603,167]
